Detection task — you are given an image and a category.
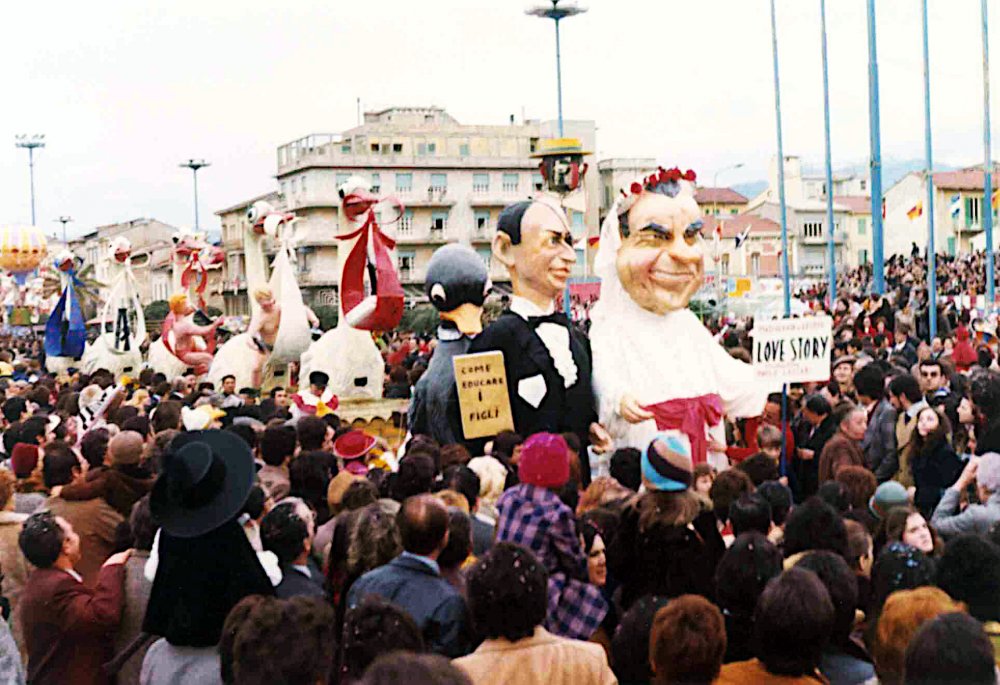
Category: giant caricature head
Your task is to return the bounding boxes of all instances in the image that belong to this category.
[616,168,704,314]
[493,197,575,307]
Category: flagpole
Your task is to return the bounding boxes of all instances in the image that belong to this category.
[820,0,837,304]
[867,0,884,295]
[922,0,938,340]
[769,0,790,476]
[983,0,995,309]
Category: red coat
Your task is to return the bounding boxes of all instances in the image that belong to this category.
[20,564,126,685]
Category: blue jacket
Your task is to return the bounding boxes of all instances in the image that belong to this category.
[347,554,471,657]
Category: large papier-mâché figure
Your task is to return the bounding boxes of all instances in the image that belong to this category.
[589,167,766,468]
[409,243,491,445]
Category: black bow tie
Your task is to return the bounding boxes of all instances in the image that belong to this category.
[527,312,569,328]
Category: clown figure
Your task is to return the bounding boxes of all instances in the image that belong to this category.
[589,168,767,469]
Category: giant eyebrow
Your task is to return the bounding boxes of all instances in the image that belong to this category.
[640,222,671,237]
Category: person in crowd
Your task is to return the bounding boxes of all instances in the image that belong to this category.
[58,430,155,518]
[454,542,616,685]
[831,356,856,399]
[903,613,996,685]
[717,567,835,684]
[844,518,874,610]
[289,452,334,526]
[714,532,783,664]
[854,364,898,483]
[495,432,608,640]
[868,480,910,533]
[795,551,875,684]
[735,425,781,487]
[438,508,473,594]
[341,596,425,684]
[361,653,471,685]
[692,463,714,499]
[882,506,940,557]
[0,468,29,657]
[466,453,508,525]
[835,465,877,527]
[347,494,470,657]
[221,595,335,685]
[756,480,793,545]
[919,358,959,427]
[818,403,868,483]
[79,427,111,470]
[141,430,274,685]
[609,594,670,685]
[729,492,772,538]
[870,587,965,685]
[110,496,157,685]
[18,510,131,685]
[39,441,124,585]
[609,433,724,610]
[261,497,323,599]
[934,534,1000,624]
[865,542,937,650]
[648,595,726,685]
[795,393,837,500]
[576,475,632,515]
[931,451,1000,537]
[256,425,296,501]
[908,407,963,518]
[888,372,928,488]
[10,442,46,514]
[708,468,753,543]
[440,465,494,555]
[314,476,373,564]
[782,496,848,564]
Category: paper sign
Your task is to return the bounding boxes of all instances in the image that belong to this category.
[752,315,833,384]
[453,351,515,439]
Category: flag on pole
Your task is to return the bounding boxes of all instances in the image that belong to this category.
[950,195,961,218]
[907,202,923,220]
[992,188,999,210]
[587,236,600,247]
[734,224,752,249]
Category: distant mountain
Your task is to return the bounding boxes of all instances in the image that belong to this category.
[732,181,767,199]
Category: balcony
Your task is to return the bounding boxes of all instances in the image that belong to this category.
[801,229,847,245]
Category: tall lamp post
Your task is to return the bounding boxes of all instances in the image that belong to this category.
[711,162,744,307]
[55,216,73,243]
[15,134,45,226]
[525,0,588,137]
[179,159,211,231]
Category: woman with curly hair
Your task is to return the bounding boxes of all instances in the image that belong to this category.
[881,505,942,557]
[909,407,963,518]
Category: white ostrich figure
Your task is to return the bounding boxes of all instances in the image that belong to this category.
[299,177,386,399]
[147,230,225,379]
[78,238,145,378]
[206,201,313,391]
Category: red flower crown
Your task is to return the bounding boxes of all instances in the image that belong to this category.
[617,166,697,216]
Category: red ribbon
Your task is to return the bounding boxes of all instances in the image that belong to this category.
[336,196,404,331]
[643,393,724,466]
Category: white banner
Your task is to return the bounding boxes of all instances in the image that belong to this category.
[753,315,833,384]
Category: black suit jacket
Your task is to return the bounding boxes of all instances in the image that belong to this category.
[464,311,596,483]
[274,560,325,600]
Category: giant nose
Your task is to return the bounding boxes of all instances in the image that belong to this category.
[665,234,704,270]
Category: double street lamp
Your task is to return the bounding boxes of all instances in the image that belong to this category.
[180,159,211,231]
[525,1,588,137]
[15,134,45,225]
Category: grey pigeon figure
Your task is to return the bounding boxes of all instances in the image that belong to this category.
[409,244,491,445]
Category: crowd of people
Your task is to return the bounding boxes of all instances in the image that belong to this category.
[0,246,999,684]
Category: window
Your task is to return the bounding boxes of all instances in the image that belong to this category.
[280,182,287,196]
[604,186,612,209]
[297,247,314,273]
[431,211,449,233]
[858,217,867,235]
[398,251,415,280]
[428,143,436,154]
[459,144,470,157]
[430,173,447,192]
[399,210,414,234]
[474,210,490,234]
[371,173,381,194]
[965,196,982,228]
[393,143,403,153]
[530,137,539,153]
[858,249,869,265]
[751,253,761,276]
[473,173,489,193]
[860,179,867,192]
[300,174,307,194]
[948,236,956,255]
[396,173,413,193]
[476,247,492,270]
[803,222,823,238]
[721,254,730,275]
[336,172,351,188]
[730,208,739,215]
[533,172,544,191]
[341,143,351,154]
[503,173,519,193]
[290,178,297,194]
[370,143,380,153]
[417,143,427,155]
[571,211,585,239]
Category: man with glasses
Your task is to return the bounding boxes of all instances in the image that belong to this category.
[919,358,959,429]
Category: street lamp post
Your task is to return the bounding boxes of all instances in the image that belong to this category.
[15,134,45,225]
[179,159,211,231]
[55,216,73,243]
[711,163,744,308]
[525,1,588,137]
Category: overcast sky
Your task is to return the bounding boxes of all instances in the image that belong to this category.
[4,0,999,239]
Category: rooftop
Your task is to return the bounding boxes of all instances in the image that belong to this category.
[832,195,872,214]
[703,213,781,239]
[695,187,748,205]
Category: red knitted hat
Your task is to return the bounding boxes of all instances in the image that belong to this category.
[517,433,570,489]
[333,430,376,461]
[10,443,39,479]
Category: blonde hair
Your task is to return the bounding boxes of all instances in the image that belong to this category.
[873,587,966,685]
[168,292,189,315]
[253,286,274,302]
[435,489,470,514]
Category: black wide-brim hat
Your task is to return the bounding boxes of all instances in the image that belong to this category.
[150,429,256,538]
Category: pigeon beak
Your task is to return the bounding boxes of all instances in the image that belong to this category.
[441,303,483,336]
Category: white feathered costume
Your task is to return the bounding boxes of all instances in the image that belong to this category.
[589,192,767,470]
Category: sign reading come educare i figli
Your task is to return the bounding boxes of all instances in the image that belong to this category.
[752,315,833,384]
[453,351,515,440]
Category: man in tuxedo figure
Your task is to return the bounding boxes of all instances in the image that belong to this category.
[462,198,610,485]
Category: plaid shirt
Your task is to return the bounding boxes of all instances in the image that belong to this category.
[496,484,607,640]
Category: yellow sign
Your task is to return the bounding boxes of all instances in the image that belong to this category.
[453,351,514,440]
